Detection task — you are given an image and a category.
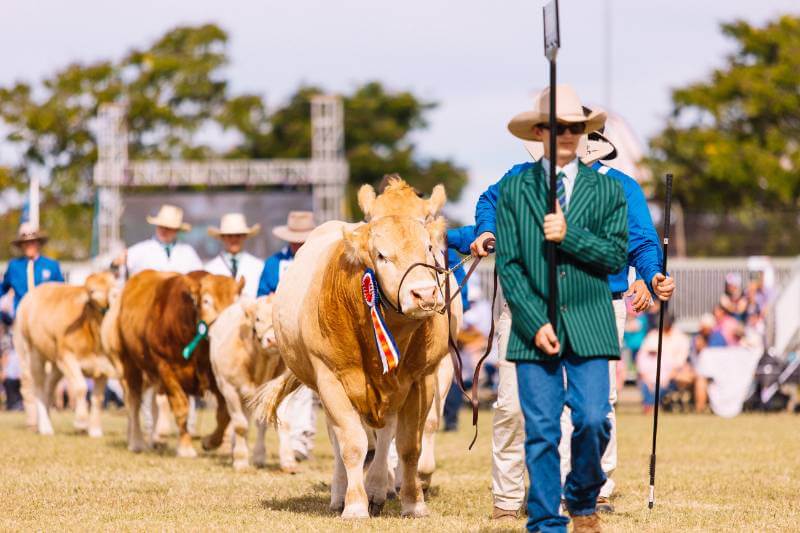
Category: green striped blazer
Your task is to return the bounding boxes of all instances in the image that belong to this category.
[496,160,628,362]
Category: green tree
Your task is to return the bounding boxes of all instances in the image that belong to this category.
[646,15,800,255]
[225,82,468,217]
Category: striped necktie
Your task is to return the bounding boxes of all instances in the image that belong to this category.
[556,171,568,211]
[230,255,238,279]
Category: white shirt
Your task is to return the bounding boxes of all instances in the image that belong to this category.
[127,238,203,276]
[204,251,263,298]
[541,157,579,208]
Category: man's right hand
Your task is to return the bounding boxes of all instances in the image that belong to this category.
[535,323,561,356]
[470,231,495,257]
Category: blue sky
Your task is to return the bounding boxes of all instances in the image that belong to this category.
[1,1,797,220]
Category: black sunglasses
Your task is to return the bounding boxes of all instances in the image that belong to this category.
[539,122,587,135]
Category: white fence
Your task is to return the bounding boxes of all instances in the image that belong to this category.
[473,256,798,329]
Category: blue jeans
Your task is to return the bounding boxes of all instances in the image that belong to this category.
[516,352,612,533]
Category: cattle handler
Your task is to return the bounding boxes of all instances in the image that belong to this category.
[258,211,318,462]
[205,213,263,298]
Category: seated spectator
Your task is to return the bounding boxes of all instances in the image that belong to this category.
[636,314,691,414]
[719,273,747,322]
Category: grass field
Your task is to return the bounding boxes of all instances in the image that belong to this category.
[1,399,798,532]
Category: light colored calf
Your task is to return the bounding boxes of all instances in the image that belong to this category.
[209,296,296,471]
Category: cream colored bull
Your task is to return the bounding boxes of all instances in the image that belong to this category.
[209,295,296,471]
[16,272,118,437]
[254,178,462,519]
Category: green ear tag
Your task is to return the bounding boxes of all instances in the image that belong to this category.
[182,321,209,360]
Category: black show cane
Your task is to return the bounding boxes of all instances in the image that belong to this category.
[648,173,673,509]
[542,0,560,325]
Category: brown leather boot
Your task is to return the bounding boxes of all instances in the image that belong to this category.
[491,506,519,522]
[570,512,602,533]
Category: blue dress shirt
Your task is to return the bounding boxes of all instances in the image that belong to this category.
[257,246,295,297]
[1,255,65,310]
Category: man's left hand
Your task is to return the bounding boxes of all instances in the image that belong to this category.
[544,202,567,243]
[651,273,675,301]
[625,279,652,312]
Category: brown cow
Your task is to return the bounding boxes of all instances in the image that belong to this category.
[15,272,117,437]
[253,178,462,519]
[117,269,244,457]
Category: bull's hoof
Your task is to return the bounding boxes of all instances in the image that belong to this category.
[418,472,433,492]
[329,502,344,515]
[38,425,54,436]
[176,445,198,458]
[88,427,104,439]
[280,463,299,475]
[73,419,90,431]
[232,460,252,472]
[128,442,145,453]
[151,440,168,451]
[341,503,369,519]
[368,499,385,517]
[202,436,222,452]
[252,454,267,469]
[401,501,430,518]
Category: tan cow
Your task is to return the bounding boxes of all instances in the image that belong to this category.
[117,270,244,457]
[254,178,461,519]
[15,272,118,437]
[209,295,296,471]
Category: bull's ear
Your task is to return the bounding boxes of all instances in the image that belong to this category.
[182,276,201,307]
[242,298,258,323]
[236,276,246,295]
[358,184,376,220]
[426,184,447,218]
[425,216,447,247]
[342,226,371,266]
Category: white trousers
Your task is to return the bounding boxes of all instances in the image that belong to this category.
[277,384,318,458]
[491,299,626,510]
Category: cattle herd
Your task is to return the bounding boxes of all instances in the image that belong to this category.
[13,178,461,520]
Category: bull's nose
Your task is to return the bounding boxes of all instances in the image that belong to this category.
[411,286,437,308]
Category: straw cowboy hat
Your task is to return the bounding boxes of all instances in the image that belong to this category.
[207,213,261,238]
[523,129,618,165]
[272,211,316,244]
[12,222,48,246]
[146,204,191,232]
[508,84,607,142]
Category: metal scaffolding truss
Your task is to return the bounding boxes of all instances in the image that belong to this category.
[92,95,348,257]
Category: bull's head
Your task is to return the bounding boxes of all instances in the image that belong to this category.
[243,295,277,351]
[344,179,448,319]
[84,271,117,311]
[196,274,246,326]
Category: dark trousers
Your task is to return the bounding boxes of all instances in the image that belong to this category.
[3,378,22,411]
[516,351,611,533]
[443,377,465,430]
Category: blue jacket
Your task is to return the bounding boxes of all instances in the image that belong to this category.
[470,161,662,295]
[257,246,294,297]
[1,255,64,310]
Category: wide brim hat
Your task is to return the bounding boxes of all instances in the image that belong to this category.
[508,84,607,142]
[12,222,48,246]
[523,130,617,165]
[146,204,191,232]
[272,211,316,244]
[208,213,261,238]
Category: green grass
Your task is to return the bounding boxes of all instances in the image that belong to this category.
[1,399,798,531]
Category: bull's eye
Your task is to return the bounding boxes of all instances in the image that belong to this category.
[428,245,433,253]
[377,252,386,262]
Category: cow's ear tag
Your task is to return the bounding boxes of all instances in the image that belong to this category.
[361,269,400,374]
[182,321,209,360]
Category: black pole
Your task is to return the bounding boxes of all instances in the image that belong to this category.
[547,60,558,326]
[648,173,673,509]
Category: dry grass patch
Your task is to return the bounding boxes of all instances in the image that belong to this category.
[0,401,798,531]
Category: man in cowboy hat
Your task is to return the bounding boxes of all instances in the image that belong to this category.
[204,213,263,298]
[1,223,64,311]
[462,128,675,526]
[493,83,628,532]
[115,204,202,276]
[257,210,318,462]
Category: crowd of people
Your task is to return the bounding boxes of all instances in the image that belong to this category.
[624,271,770,414]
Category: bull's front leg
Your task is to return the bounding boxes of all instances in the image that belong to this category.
[364,413,397,517]
[122,365,146,452]
[316,365,369,519]
[202,387,232,453]
[59,355,90,432]
[88,375,107,438]
[155,362,195,458]
[396,374,436,518]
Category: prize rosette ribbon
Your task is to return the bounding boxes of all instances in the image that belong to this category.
[361,269,401,374]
